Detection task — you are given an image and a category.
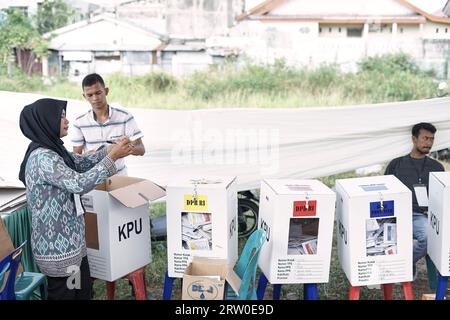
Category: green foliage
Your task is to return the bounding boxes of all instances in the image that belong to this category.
[183,53,437,104]
[343,53,438,102]
[0,64,44,91]
[105,72,178,93]
[306,64,342,91]
[35,0,77,35]
[358,52,420,75]
[136,72,178,92]
[0,8,49,72]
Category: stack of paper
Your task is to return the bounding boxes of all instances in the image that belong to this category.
[182,212,212,250]
[288,234,318,255]
[366,218,397,256]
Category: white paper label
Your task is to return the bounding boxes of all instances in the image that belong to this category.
[74,194,85,216]
[414,185,428,207]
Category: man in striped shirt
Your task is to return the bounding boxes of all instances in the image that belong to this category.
[72,73,145,175]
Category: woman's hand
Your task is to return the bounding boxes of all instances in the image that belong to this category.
[107,136,133,161]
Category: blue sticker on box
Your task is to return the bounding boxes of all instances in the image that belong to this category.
[370,200,394,218]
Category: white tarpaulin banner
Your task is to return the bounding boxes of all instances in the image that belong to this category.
[1,91,449,191]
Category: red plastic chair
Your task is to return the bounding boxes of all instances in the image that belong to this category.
[349,282,413,300]
[105,267,148,300]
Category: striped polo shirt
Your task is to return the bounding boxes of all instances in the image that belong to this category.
[71,104,144,175]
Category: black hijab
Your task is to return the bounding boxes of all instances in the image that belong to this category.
[19,98,76,186]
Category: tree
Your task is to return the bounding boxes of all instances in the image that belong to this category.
[35,0,76,35]
[0,8,48,75]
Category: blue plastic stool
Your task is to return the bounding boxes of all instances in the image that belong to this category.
[257,272,318,300]
[163,271,180,300]
[435,271,449,300]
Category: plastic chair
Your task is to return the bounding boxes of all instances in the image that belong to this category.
[425,255,438,290]
[0,262,10,296]
[0,241,26,300]
[163,271,179,300]
[225,229,266,300]
[0,241,47,300]
[435,270,449,300]
[105,267,148,300]
[14,271,47,300]
[257,272,319,300]
[348,282,413,300]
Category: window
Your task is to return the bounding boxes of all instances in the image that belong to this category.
[329,27,332,32]
[319,27,322,33]
[347,28,363,37]
[436,28,439,33]
[445,28,448,33]
[123,51,151,65]
[400,27,404,33]
[338,27,342,33]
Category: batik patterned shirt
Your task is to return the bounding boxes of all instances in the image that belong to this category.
[25,146,117,277]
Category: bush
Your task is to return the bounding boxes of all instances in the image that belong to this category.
[0,65,44,92]
[105,73,135,89]
[358,52,420,75]
[306,64,342,91]
[344,69,437,102]
[136,72,178,92]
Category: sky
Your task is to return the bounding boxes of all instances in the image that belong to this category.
[407,0,448,13]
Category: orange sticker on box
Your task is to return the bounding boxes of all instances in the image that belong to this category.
[184,195,208,211]
[293,200,317,216]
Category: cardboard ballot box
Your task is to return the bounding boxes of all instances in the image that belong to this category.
[81,176,165,281]
[166,177,238,278]
[258,179,336,284]
[335,175,412,286]
[182,257,240,300]
[428,172,450,277]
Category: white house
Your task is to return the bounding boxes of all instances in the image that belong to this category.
[43,14,164,81]
[232,0,450,76]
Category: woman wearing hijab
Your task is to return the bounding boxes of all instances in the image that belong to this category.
[19,98,133,300]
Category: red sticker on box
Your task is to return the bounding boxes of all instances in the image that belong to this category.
[293,200,317,216]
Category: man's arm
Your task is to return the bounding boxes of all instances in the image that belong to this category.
[131,138,145,156]
[71,120,86,155]
[73,145,84,154]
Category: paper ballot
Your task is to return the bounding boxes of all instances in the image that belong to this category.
[414,185,429,207]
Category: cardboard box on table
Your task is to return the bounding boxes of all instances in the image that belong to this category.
[257,179,336,284]
[166,176,238,278]
[182,257,241,300]
[81,176,165,282]
[335,175,412,286]
[428,172,450,277]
